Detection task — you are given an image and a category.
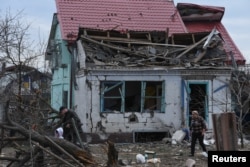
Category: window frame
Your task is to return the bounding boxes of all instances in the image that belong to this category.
[100,81,165,113]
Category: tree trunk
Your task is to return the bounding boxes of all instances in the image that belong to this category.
[17,125,95,165]
[239,109,244,148]
[3,101,96,166]
[107,140,118,167]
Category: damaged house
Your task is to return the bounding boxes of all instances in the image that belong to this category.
[0,64,51,122]
[46,0,245,143]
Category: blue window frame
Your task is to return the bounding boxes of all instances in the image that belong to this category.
[101,81,165,113]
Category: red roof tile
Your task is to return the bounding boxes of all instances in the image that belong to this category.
[55,0,187,41]
[185,22,245,65]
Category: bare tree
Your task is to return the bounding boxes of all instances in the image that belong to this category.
[0,9,44,65]
[229,66,250,148]
[0,10,96,166]
[0,9,46,98]
[204,66,250,149]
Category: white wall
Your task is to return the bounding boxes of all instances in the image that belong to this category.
[75,69,231,136]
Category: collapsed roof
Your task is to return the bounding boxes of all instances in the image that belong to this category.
[177,3,245,65]
[79,28,228,68]
[177,3,225,22]
[51,0,245,66]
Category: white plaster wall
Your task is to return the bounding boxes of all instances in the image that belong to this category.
[75,73,184,134]
[212,76,231,113]
[164,76,183,130]
[77,40,86,69]
[209,76,231,129]
[74,75,89,132]
[89,80,102,132]
[75,71,231,134]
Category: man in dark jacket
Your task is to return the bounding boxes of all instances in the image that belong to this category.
[59,106,82,143]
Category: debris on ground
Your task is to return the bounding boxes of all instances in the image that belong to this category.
[185,158,196,167]
[135,153,146,164]
[171,130,186,144]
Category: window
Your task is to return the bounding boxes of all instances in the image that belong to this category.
[63,91,68,108]
[50,40,62,69]
[101,81,165,113]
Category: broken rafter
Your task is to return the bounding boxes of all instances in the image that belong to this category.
[192,49,207,63]
[86,34,149,43]
[165,28,169,44]
[81,28,227,67]
[177,28,219,59]
[176,34,209,59]
[82,36,133,53]
[201,57,226,63]
[127,32,131,48]
[192,29,220,63]
[81,35,187,48]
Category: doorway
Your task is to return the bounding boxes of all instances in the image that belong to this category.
[188,83,208,125]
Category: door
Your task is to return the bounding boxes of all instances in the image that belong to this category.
[188,83,208,126]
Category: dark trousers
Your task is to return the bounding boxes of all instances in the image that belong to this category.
[63,127,77,143]
[191,132,207,155]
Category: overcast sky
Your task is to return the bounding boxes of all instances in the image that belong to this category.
[1,0,250,63]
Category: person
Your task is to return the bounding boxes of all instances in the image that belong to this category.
[55,127,64,139]
[59,106,82,143]
[189,110,207,157]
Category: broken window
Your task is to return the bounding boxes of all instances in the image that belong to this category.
[49,40,62,70]
[101,81,165,113]
[101,81,124,112]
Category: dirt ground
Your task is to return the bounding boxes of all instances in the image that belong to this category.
[1,140,250,167]
[89,141,210,167]
[88,139,250,167]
